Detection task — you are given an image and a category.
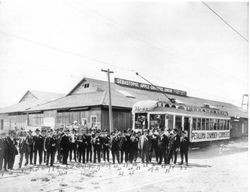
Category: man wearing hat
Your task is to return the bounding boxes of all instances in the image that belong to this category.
[85,128,92,163]
[60,129,71,165]
[27,130,34,165]
[18,131,29,168]
[150,129,160,163]
[101,129,110,162]
[180,130,189,165]
[33,128,44,165]
[0,130,7,170]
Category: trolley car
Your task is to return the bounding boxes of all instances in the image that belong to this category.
[132,100,230,143]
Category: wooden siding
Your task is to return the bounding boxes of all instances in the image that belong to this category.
[101,108,132,131]
[56,107,101,129]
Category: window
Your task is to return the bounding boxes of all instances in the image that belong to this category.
[0,120,3,130]
[81,118,88,127]
[209,119,213,130]
[165,104,170,107]
[90,115,97,128]
[84,83,89,88]
[175,116,182,130]
[202,118,206,130]
[135,113,147,129]
[192,118,197,130]
[178,106,185,110]
[150,114,165,129]
[167,115,173,130]
[197,118,201,130]
[205,118,209,130]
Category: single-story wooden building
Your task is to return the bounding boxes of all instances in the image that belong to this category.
[0,77,248,138]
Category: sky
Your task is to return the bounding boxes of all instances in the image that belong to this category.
[0,0,248,108]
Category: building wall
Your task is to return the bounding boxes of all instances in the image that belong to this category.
[0,113,27,130]
[101,108,132,131]
[230,118,248,138]
[55,107,102,129]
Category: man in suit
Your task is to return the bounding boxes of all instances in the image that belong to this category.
[119,130,126,163]
[158,129,169,165]
[27,130,34,165]
[102,130,110,162]
[0,130,7,170]
[5,131,18,170]
[46,130,57,166]
[93,130,102,163]
[180,130,189,165]
[150,129,160,163]
[60,129,71,165]
[138,129,151,164]
[85,129,92,163]
[18,131,29,168]
[77,129,87,163]
[34,129,44,165]
[111,131,120,164]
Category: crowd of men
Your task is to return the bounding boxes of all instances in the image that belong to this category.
[0,127,189,171]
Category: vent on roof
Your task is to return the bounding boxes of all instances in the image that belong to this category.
[117,90,135,98]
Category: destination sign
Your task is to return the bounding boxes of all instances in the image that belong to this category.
[191,131,230,142]
[114,78,187,96]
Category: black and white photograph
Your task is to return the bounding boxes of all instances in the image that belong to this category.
[0,0,248,191]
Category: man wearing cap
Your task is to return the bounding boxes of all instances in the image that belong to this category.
[111,132,120,164]
[119,130,126,163]
[34,129,44,165]
[60,129,71,165]
[77,129,87,163]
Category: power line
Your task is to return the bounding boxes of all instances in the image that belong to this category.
[0,30,132,73]
[202,1,248,42]
[67,0,248,85]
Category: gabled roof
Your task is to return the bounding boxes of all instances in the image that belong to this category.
[0,90,65,114]
[23,77,248,119]
[19,90,65,103]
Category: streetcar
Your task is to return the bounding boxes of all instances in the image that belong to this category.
[132,100,230,143]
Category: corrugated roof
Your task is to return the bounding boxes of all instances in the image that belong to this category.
[5,77,247,119]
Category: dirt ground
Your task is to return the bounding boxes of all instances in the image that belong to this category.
[0,138,248,192]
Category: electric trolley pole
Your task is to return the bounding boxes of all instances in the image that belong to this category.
[101,69,114,133]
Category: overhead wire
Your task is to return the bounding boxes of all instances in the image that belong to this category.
[67,0,248,85]
[202,1,248,42]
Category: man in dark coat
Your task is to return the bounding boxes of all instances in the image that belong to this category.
[18,131,29,168]
[85,129,92,163]
[119,131,126,163]
[124,130,131,163]
[5,131,18,170]
[93,130,102,163]
[138,129,151,164]
[111,132,120,164]
[27,130,34,165]
[46,131,57,166]
[102,130,110,162]
[69,129,77,162]
[60,129,71,165]
[158,129,169,165]
[167,129,180,164]
[77,130,87,163]
[150,129,160,163]
[129,131,139,163]
[180,131,189,165]
[34,129,44,165]
[0,131,7,170]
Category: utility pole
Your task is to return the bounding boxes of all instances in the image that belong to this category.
[101,69,114,133]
